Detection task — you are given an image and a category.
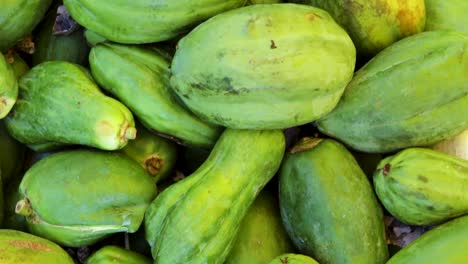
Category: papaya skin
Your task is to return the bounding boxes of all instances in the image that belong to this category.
[87,245,152,264]
[424,0,468,34]
[269,253,319,264]
[0,53,18,119]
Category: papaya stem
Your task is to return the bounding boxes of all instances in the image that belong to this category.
[125,127,137,140]
[15,198,33,217]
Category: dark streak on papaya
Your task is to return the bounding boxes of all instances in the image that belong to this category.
[222,77,239,94]
[383,163,391,176]
[426,205,435,211]
[418,175,428,183]
[270,40,277,49]
[280,257,289,264]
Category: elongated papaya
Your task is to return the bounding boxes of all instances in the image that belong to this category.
[425,0,468,34]
[269,254,319,264]
[15,149,157,247]
[89,43,222,148]
[317,31,468,153]
[170,4,356,129]
[374,147,468,225]
[280,138,388,264]
[0,229,74,264]
[145,129,285,264]
[0,53,18,119]
[386,215,468,263]
[225,189,295,264]
[63,0,246,44]
[87,245,152,264]
[4,61,136,151]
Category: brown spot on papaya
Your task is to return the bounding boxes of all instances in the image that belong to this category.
[270,40,277,49]
[280,257,289,264]
[8,241,53,252]
[396,0,423,36]
[383,163,391,176]
[97,120,115,137]
[418,175,428,183]
[306,12,321,21]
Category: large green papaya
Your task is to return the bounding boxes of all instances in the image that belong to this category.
[89,43,222,148]
[374,147,468,225]
[425,0,468,34]
[121,123,178,183]
[288,0,425,57]
[225,189,295,264]
[386,215,468,263]
[170,4,356,129]
[0,0,53,51]
[15,149,157,247]
[269,254,319,264]
[4,61,136,151]
[0,53,18,119]
[0,229,74,263]
[87,245,152,264]
[32,6,90,66]
[63,0,246,44]
[145,129,285,264]
[279,138,388,264]
[317,31,468,153]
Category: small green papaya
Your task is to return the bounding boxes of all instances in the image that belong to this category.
[0,229,74,263]
[269,254,319,264]
[5,61,136,151]
[387,215,468,264]
[374,148,468,225]
[289,0,426,57]
[225,190,295,264]
[0,0,53,51]
[280,138,388,264]
[0,53,18,119]
[15,149,157,247]
[87,245,152,264]
[145,129,285,264]
[89,43,222,148]
[63,0,246,44]
[121,123,178,183]
[425,0,468,34]
[171,4,356,130]
[317,31,468,153]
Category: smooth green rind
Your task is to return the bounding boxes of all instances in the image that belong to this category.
[247,0,282,4]
[17,150,157,247]
[4,61,136,151]
[32,8,90,66]
[225,190,295,264]
[279,138,388,264]
[269,253,319,264]
[0,229,74,263]
[145,129,285,264]
[425,0,468,34]
[289,0,425,57]
[63,0,246,44]
[0,53,18,119]
[374,148,468,225]
[89,43,222,148]
[87,245,152,264]
[84,30,108,46]
[0,0,53,52]
[387,215,468,263]
[121,123,178,183]
[317,31,468,153]
[171,4,356,129]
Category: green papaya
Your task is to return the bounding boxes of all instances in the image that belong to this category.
[84,29,108,46]
[289,0,426,57]
[317,31,468,153]
[145,129,285,264]
[63,0,246,44]
[4,61,137,151]
[225,190,295,264]
[0,121,26,185]
[0,229,74,263]
[425,0,468,34]
[32,6,90,66]
[171,4,356,129]
[269,254,319,264]
[15,149,157,247]
[279,138,388,264]
[248,0,282,4]
[374,147,468,225]
[0,53,18,119]
[87,245,152,264]
[5,51,29,79]
[121,123,178,183]
[0,0,53,52]
[387,215,468,263]
[89,43,222,148]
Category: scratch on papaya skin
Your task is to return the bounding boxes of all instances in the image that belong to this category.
[270,40,277,49]
[280,257,289,264]
[8,241,53,252]
[383,164,391,176]
[418,175,428,183]
[150,129,188,147]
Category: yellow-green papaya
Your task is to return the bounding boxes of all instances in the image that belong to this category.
[425,0,468,34]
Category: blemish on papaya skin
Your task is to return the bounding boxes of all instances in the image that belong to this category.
[306,12,322,21]
[145,155,164,176]
[8,241,53,252]
[280,257,289,264]
[418,175,428,183]
[427,205,435,211]
[383,163,391,176]
[270,40,277,49]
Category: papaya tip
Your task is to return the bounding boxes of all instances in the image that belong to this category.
[15,198,33,217]
[125,127,137,140]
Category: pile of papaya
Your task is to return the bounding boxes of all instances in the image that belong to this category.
[0,0,467,263]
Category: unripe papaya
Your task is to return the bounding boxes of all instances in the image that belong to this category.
[0,53,18,119]
[425,0,468,34]
[87,245,152,264]
[15,149,157,247]
[317,31,468,153]
[269,254,319,264]
[374,147,468,225]
[5,61,136,151]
